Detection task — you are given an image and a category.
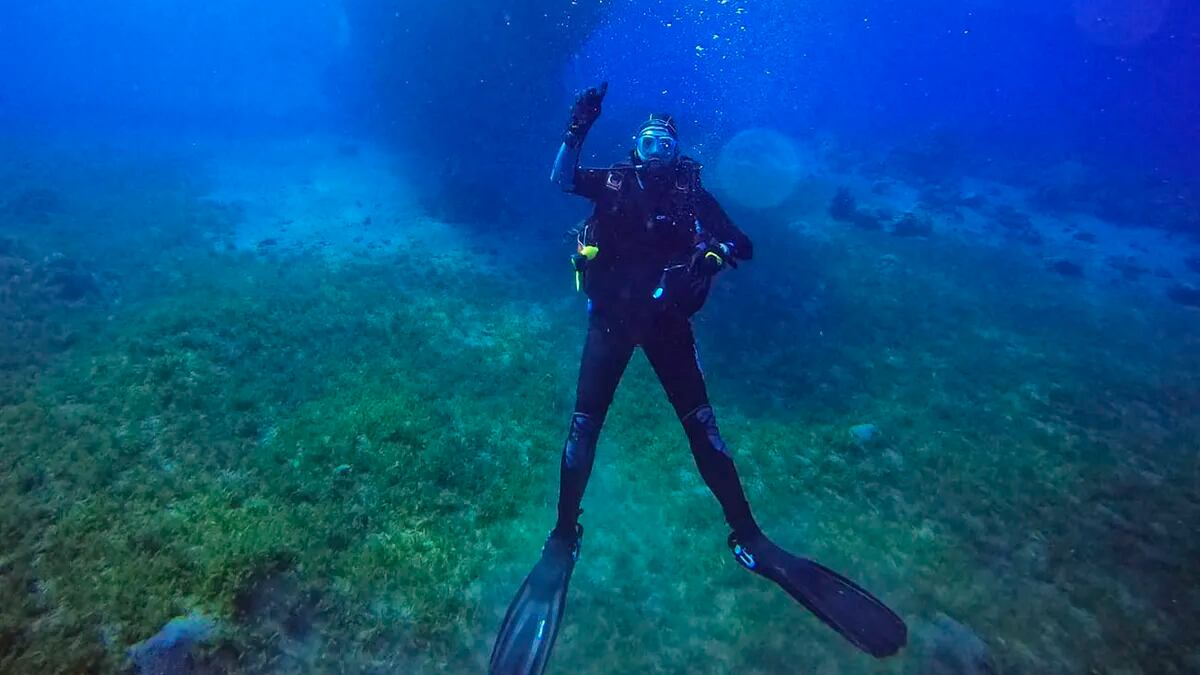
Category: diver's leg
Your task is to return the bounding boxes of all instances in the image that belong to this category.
[494,312,628,675]
[555,311,634,535]
[643,317,907,657]
[642,315,760,539]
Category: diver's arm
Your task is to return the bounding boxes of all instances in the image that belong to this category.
[698,189,753,261]
[551,82,608,193]
[550,141,582,192]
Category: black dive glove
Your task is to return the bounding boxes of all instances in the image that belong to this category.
[564,81,608,147]
[666,241,737,317]
[690,241,738,277]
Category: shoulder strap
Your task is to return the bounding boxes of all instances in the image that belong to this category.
[604,163,636,193]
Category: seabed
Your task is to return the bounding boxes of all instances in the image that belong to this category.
[1,130,1197,673]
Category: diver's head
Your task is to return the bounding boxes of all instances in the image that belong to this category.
[634,113,680,177]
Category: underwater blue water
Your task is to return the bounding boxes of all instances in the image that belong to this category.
[569,0,1198,187]
[5,1,1196,199]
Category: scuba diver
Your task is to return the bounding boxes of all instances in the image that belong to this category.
[489,83,907,675]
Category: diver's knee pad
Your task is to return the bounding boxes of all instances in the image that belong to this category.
[563,412,601,470]
[681,405,730,458]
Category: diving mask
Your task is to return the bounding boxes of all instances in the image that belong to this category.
[635,129,679,164]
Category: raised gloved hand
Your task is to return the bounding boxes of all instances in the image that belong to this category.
[564,81,608,146]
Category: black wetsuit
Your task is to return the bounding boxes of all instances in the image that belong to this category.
[555,158,761,539]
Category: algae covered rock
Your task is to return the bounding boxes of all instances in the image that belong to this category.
[1167,284,1200,308]
[891,212,934,238]
[829,187,885,230]
[1046,257,1083,278]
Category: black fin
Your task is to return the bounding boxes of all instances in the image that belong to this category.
[730,533,908,658]
[489,528,582,675]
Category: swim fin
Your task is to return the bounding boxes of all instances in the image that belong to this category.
[489,525,583,675]
[729,532,907,658]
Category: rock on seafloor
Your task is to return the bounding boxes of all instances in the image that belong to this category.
[849,423,878,442]
[1046,257,1084,278]
[128,613,216,675]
